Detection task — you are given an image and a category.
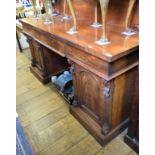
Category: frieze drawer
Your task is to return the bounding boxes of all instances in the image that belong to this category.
[67,46,109,76]
[38,33,66,57]
[23,25,66,57]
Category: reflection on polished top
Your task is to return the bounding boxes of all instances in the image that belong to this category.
[20,15,139,62]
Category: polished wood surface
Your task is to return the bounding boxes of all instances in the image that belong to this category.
[20,0,139,146]
[21,17,138,81]
[16,48,138,155]
[55,0,139,28]
[21,15,138,62]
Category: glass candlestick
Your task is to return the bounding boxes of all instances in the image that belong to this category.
[36,5,42,17]
[91,0,102,28]
[67,0,78,35]
[44,0,53,24]
[31,0,39,19]
[122,0,136,36]
[95,0,110,45]
[62,0,72,21]
[51,0,60,16]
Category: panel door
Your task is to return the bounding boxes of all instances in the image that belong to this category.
[74,64,105,125]
[33,41,46,73]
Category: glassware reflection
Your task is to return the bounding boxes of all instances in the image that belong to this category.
[51,0,60,16]
[122,0,136,36]
[91,0,102,28]
[31,0,40,19]
[67,0,78,35]
[44,0,53,24]
[62,0,72,21]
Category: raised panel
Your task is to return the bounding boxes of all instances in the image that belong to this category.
[76,65,104,123]
[33,41,44,72]
[111,67,137,129]
[26,35,36,67]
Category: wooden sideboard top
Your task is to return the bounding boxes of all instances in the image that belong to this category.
[20,15,139,62]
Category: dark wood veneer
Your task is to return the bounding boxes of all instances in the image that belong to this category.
[20,0,139,146]
[124,67,139,153]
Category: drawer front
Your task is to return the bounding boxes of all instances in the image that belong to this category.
[67,46,109,76]
[23,25,66,56]
[39,34,66,56]
[24,24,40,38]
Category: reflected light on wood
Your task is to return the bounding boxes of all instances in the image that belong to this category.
[91,0,102,28]
[123,0,136,35]
[62,0,72,20]
[43,0,53,24]
[63,0,67,15]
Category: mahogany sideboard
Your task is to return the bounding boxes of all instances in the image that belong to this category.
[20,0,139,145]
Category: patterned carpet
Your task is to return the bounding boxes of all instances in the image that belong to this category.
[16,118,34,155]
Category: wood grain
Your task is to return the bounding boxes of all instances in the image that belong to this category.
[19,0,139,147]
[20,11,138,62]
[16,48,137,155]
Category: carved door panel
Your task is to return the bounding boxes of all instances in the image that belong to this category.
[26,35,36,67]
[33,41,43,71]
[32,41,47,77]
[75,64,105,125]
[26,35,45,71]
